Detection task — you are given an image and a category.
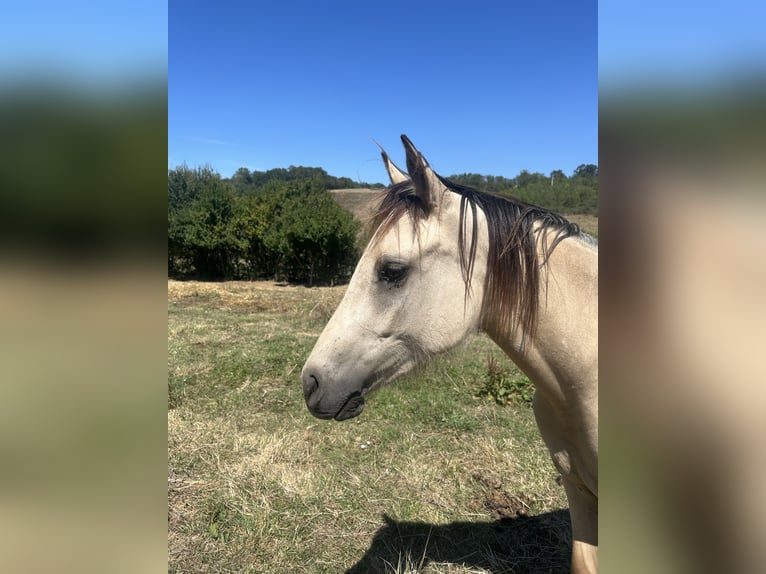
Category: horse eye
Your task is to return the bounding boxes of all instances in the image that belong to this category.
[378,262,409,285]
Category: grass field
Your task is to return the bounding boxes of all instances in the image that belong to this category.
[168,280,571,573]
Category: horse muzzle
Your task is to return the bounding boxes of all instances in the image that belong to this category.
[301,369,366,421]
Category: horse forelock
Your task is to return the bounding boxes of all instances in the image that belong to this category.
[369,181,430,246]
[368,178,582,346]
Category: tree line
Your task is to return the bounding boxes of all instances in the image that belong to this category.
[445,163,598,215]
[228,165,385,194]
[168,166,361,284]
[168,163,597,284]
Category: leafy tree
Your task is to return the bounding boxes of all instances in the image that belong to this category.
[230,167,254,193]
[226,165,383,192]
[574,164,598,177]
[447,164,598,216]
[264,180,359,285]
[168,166,244,279]
[549,169,567,185]
[168,167,360,283]
[168,164,219,211]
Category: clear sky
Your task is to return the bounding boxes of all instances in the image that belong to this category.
[0,0,167,85]
[599,0,766,91]
[2,1,763,184]
[169,1,597,184]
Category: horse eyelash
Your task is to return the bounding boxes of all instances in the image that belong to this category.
[378,262,409,286]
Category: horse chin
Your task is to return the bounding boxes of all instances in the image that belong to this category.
[334,392,365,421]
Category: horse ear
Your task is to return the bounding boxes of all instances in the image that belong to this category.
[377,145,409,185]
[401,134,442,208]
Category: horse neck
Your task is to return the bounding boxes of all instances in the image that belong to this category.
[484,232,598,403]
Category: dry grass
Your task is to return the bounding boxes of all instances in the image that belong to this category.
[564,213,599,237]
[330,188,382,222]
[168,280,346,320]
[168,281,570,573]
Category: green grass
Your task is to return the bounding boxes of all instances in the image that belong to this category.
[168,280,570,573]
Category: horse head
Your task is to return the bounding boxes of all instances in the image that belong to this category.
[301,135,488,420]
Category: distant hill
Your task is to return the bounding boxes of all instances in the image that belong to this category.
[329,188,380,223]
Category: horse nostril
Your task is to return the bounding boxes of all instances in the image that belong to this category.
[303,372,320,399]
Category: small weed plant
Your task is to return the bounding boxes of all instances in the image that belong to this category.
[481,355,535,405]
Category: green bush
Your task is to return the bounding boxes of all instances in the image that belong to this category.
[168,168,359,284]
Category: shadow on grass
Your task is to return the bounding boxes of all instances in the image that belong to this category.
[346,510,571,574]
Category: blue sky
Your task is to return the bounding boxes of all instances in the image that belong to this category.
[2,1,764,184]
[0,1,167,85]
[169,1,597,183]
[599,0,766,91]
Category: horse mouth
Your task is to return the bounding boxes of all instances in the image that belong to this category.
[334,391,365,421]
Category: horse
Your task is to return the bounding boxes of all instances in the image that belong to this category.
[301,135,598,574]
